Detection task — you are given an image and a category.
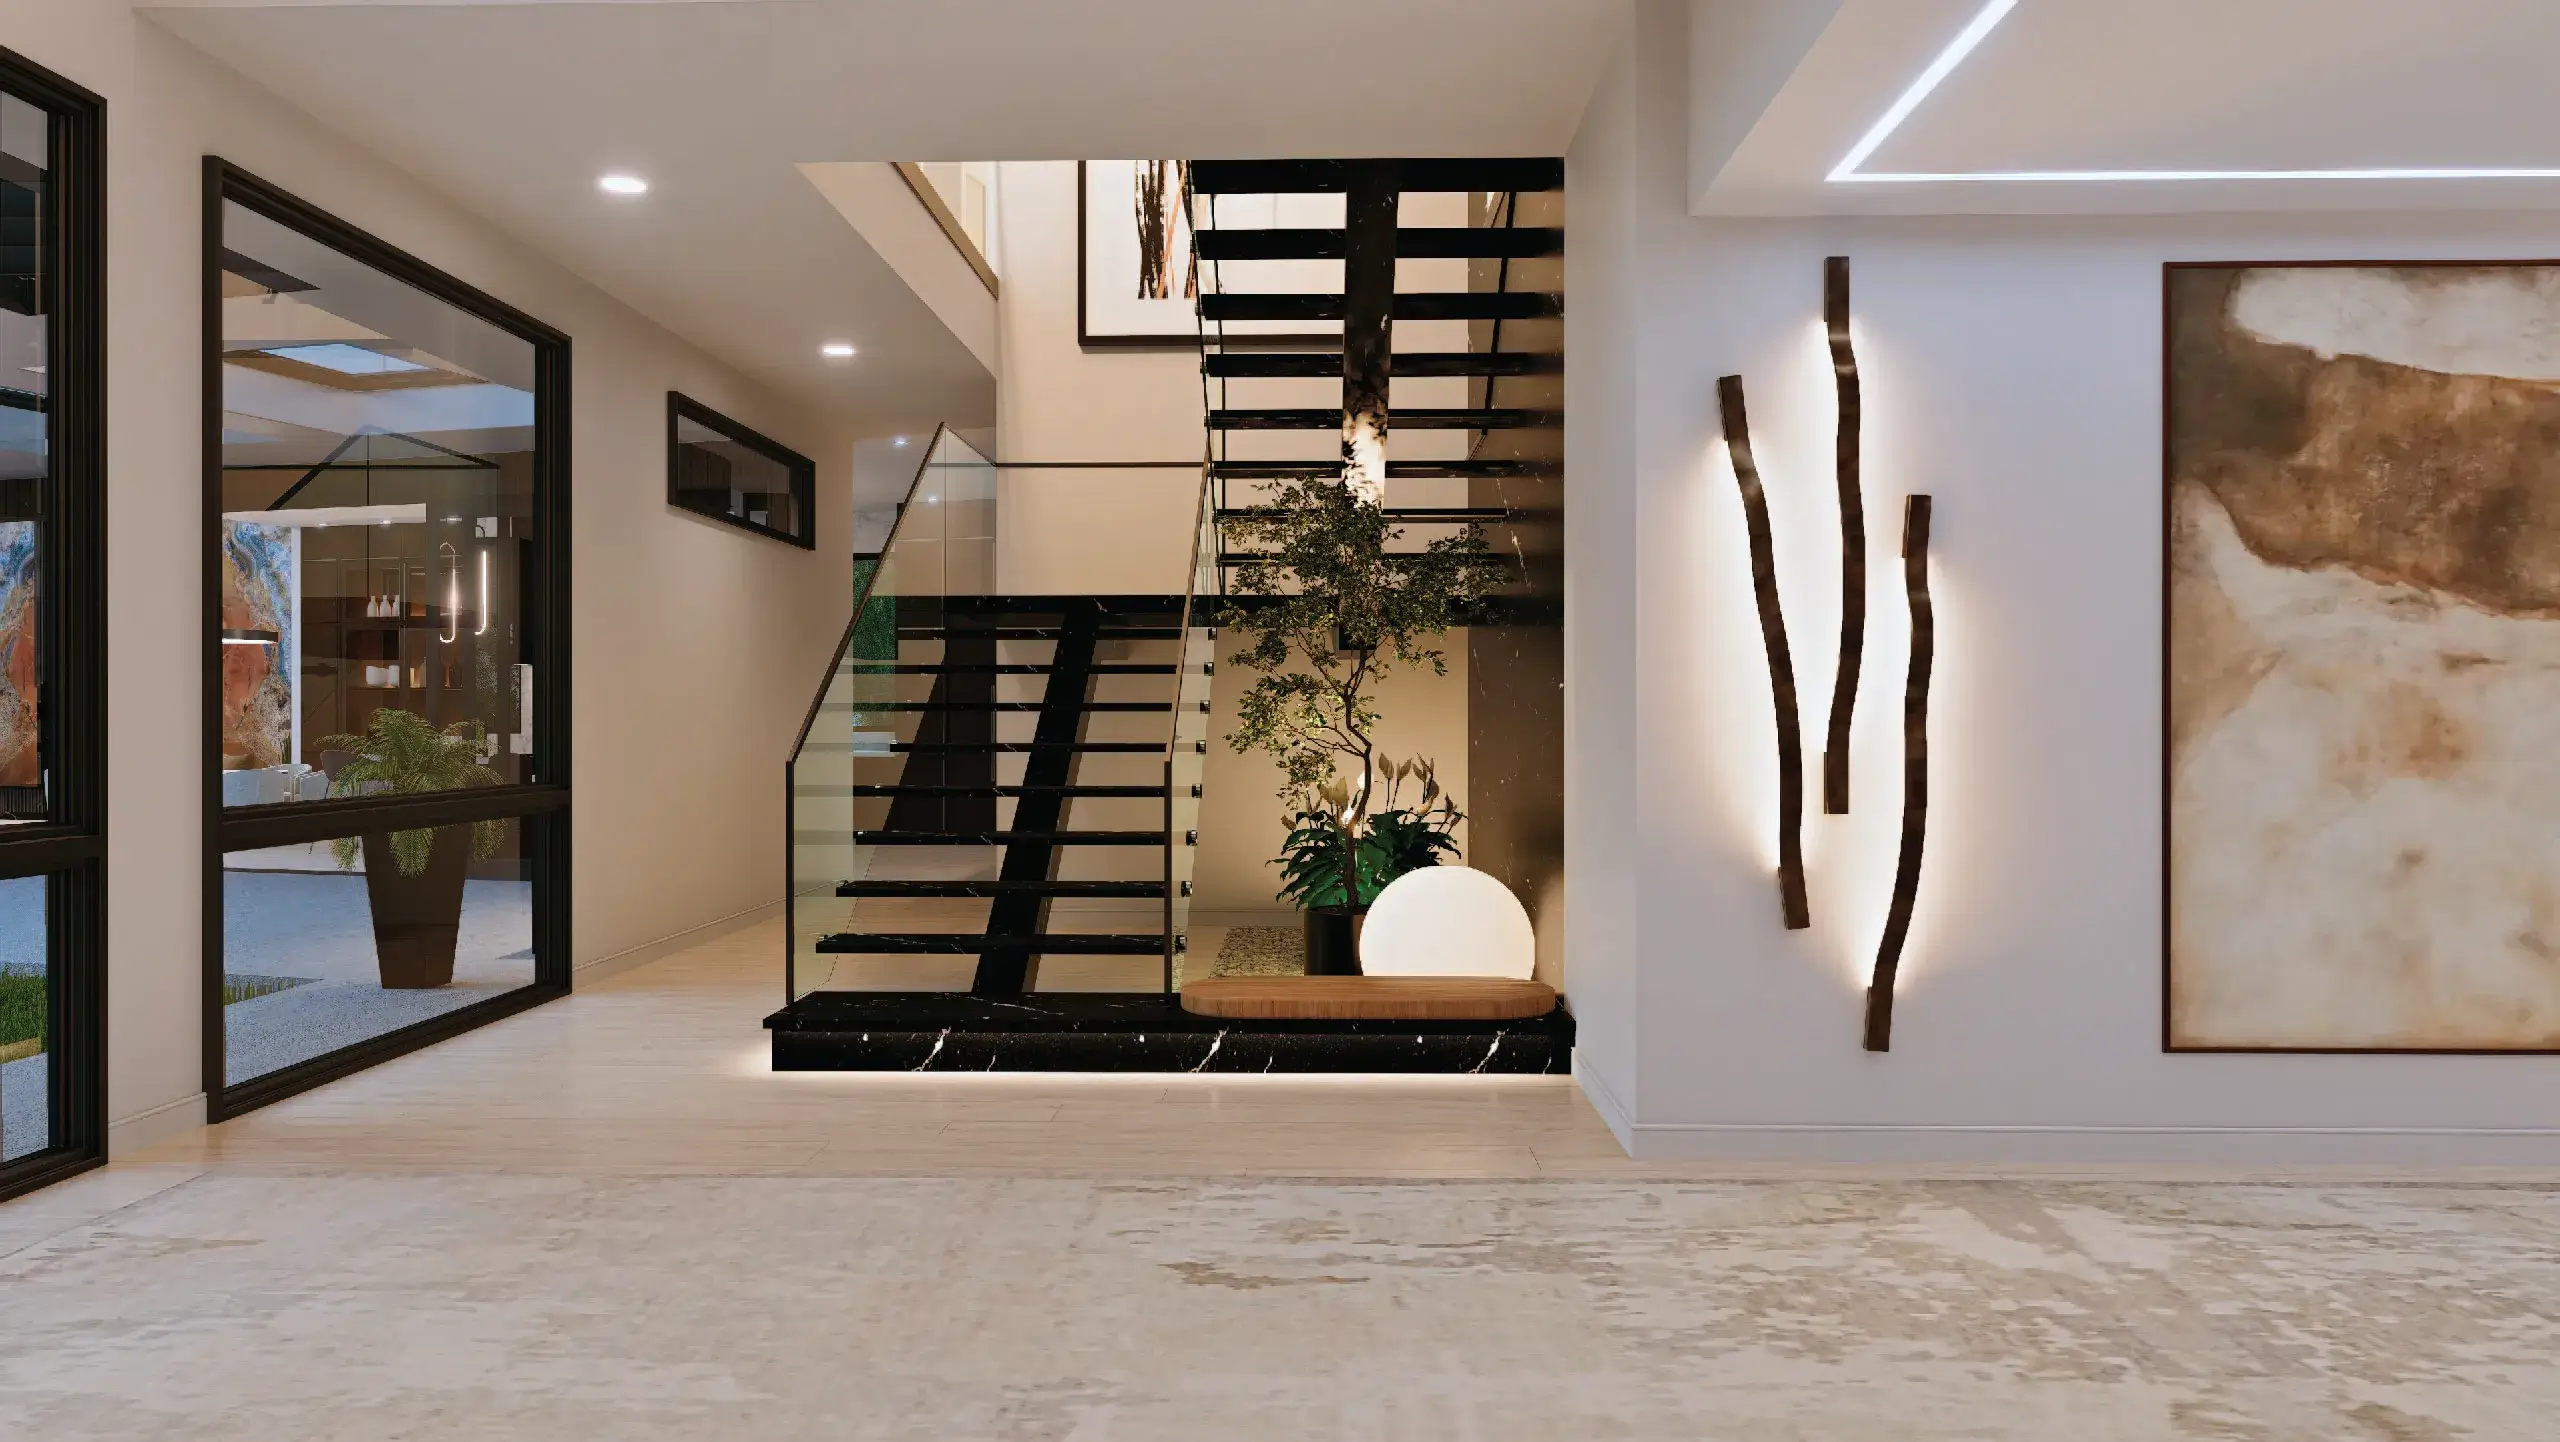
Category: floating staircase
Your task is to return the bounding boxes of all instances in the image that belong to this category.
[794,591,1208,996]
[768,156,1570,1071]
[1189,157,1563,585]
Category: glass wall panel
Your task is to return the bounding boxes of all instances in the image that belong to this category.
[0,874,47,1160]
[0,93,50,824]
[217,199,540,806]
[221,819,536,1086]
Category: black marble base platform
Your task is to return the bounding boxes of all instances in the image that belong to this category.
[764,992,1573,1074]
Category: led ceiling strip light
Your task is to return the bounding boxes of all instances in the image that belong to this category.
[1830,0,2560,185]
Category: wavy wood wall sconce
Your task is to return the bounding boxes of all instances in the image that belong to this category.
[1716,375,1812,931]
[1823,257,1864,815]
[1863,493,1933,1051]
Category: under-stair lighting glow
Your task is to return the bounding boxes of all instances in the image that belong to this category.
[598,173,649,196]
[821,342,857,358]
[1831,0,2560,185]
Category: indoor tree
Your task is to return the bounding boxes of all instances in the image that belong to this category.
[1220,470,1508,910]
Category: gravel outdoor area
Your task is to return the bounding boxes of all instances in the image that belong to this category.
[217,869,537,1085]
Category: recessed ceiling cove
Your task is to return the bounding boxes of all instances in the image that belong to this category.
[1865,0,2560,180]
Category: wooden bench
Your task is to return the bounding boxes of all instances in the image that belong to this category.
[1180,976,1557,1022]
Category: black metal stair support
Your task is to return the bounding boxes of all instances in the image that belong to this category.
[884,601,994,835]
[976,598,1106,995]
[1341,161,1399,494]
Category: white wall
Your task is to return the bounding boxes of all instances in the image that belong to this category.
[11,3,854,1152]
[1571,0,2560,1163]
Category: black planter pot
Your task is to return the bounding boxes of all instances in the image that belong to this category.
[1302,904,1367,976]
[360,827,469,989]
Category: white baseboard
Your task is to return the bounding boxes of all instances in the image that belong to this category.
[106,1092,207,1158]
[1571,1055,1637,1154]
[575,899,781,986]
[1617,1120,2560,1167]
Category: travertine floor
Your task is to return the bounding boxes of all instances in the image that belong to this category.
[1,921,2552,1438]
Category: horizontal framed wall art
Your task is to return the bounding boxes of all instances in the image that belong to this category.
[2165,258,2560,1053]
[667,392,816,549]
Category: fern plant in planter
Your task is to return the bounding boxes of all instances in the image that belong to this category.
[1271,760,1464,973]
[321,710,508,989]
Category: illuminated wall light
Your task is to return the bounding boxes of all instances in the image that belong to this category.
[1822,256,1864,814]
[1716,375,1812,931]
[821,341,857,359]
[598,172,650,196]
[1863,494,1933,1052]
[1827,0,2560,186]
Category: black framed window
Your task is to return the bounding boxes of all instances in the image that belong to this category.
[204,160,570,1118]
[0,48,105,1203]
[668,392,815,548]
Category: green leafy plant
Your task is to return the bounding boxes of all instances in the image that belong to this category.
[1222,470,1506,906]
[1271,757,1463,909]
[0,969,43,1059]
[320,710,507,876]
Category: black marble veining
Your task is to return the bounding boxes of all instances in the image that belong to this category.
[764,992,1572,1074]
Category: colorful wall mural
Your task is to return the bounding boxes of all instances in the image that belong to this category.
[220,520,295,769]
[0,521,35,788]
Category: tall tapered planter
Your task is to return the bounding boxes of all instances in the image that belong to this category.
[360,828,468,989]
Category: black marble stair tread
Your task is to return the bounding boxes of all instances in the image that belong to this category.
[924,595,1187,615]
[1208,459,1556,479]
[1208,408,1560,430]
[814,934,1165,955]
[1203,351,1560,378]
[852,700,1173,712]
[838,663,1178,675]
[896,626,1184,640]
[1194,226,1562,261]
[1217,507,1511,523]
[852,830,1165,846]
[846,784,1169,798]
[1201,292,1559,323]
[836,879,1168,898]
[764,991,1574,1074]
[883,741,1165,754]
[1187,158,1563,194]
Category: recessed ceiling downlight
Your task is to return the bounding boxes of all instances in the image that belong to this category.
[821,342,857,359]
[598,173,649,196]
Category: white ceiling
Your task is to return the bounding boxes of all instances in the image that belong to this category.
[143,0,1629,434]
[1697,0,2560,215]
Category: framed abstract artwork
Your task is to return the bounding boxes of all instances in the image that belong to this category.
[1075,160,1339,348]
[2165,259,2560,1053]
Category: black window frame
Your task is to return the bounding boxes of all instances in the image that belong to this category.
[666,391,817,550]
[0,46,107,1205]
[201,159,573,1121]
